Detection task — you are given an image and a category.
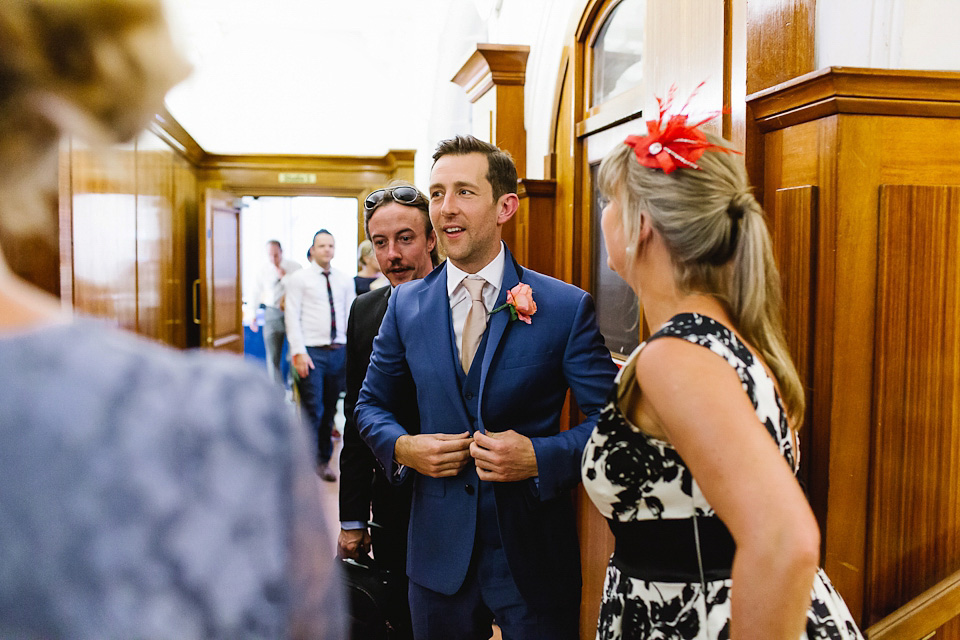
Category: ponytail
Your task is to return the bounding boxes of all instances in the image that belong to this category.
[598,137,805,428]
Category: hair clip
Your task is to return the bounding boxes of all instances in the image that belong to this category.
[624,83,739,174]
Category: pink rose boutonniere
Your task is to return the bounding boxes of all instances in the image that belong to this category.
[491,283,537,324]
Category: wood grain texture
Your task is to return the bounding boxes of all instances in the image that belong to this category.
[870,185,960,628]
[553,55,577,286]
[69,143,138,332]
[200,189,243,354]
[750,69,960,632]
[518,179,557,278]
[58,138,73,307]
[0,198,60,297]
[866,570,960,640]
[771,185,817,498]
[576,483,615,640]
[745,0,815,95]
[452,45,529,176]
[135,133,174,344]
[747,67,960,132]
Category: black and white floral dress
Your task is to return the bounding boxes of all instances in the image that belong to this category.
[581,313,863,640]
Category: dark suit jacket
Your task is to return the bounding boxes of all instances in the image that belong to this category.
[355,246,618,611]
[339,286,418,574]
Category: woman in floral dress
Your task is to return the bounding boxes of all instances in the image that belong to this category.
[581,94,863,640]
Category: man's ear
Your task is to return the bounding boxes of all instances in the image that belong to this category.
[496,193,520,225]
[426,229,437,252]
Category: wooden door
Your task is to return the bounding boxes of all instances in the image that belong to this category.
[198,188,243,353]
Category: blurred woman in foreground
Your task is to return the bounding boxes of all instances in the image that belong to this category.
[0,2,342,638]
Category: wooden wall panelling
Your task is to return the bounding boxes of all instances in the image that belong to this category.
[553,54,577,285]
[764,120,832,542]
[451,44,530,176]
[549,48,614,640]
[0,197,60,298]
[135,132,175,344]
[452,44,530,264]
[745,0,815,95]
[200,151,416,196]
[173,154,197,349]
[58,139,73,306]
[749,68,960,631]
[771,185,819,506]
[518,179,557,278]
[866,569,960,640]
[69,142,138,332]
[576,481,615,640]
[870,185,960,631]
[150,113,200,349]
[823,111,883,626]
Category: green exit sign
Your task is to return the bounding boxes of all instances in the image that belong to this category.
[278,173,317,184]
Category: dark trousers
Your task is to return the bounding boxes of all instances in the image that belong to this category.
[407,481,579,640]
[261,307,288,388]
[297,345,346,464]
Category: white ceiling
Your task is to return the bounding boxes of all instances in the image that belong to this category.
[162,0,458,157]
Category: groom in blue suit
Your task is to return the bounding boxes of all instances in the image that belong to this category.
[355,135,617,640]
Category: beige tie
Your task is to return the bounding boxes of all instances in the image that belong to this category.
[460,278,487,373]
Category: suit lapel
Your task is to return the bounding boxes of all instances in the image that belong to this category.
[372,286,390,327]
[476,247,524,427]
[420,264,470,421]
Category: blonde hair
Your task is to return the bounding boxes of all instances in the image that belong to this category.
[598,136,805,428]
[357,239,375,270]
[0,0,188,235]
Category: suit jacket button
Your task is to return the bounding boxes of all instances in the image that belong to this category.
[465,484,475,495]
[465,392,474,400]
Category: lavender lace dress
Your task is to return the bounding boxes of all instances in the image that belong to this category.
[581,313,862,640]
[0,319,343,639]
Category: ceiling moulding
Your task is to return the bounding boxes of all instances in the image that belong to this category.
[202,151,416,173]
[151,107,415,174]
[151,106,207,165]
[452,43,530,103]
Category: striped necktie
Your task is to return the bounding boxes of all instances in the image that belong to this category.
[322,270,337,342]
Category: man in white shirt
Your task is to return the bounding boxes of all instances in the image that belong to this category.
[285,229,356,481]
[249,240,301,388]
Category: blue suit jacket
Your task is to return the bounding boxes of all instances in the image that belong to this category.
[355,246,617,610]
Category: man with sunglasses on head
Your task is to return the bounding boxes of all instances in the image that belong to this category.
[284,229,355,481]
[338,182,438,639]
[356,137,617,640]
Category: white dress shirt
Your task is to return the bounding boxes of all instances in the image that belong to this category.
[250,258,301,311]
[446,243,505,360]
[284,263,356,356]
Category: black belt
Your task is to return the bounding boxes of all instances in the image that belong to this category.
[314,343,344,350]
[609,516,735,582]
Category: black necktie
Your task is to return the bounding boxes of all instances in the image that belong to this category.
[322,270,336,342]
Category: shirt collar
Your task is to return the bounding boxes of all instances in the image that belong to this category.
[446,242,505,297]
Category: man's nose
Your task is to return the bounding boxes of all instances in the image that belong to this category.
[440,191,459,215]
[386,241,402,260]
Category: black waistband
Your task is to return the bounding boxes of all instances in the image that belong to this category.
[609,516,735,582]
[313,343,345,350]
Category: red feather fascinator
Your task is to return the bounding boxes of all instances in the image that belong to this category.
[624,84,739,174]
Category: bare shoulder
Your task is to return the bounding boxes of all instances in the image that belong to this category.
[635,335,745,405]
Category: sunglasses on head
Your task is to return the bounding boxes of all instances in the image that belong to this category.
[364,186,422,211]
